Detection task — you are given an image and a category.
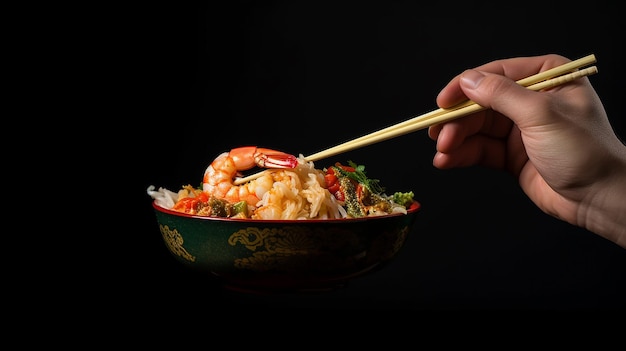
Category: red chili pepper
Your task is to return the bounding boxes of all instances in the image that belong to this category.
[172,197,199,213]
[328,182,340,195]
[356,183,364,201]
[334,162,355,172]
[172,192,209,213]
[324,173,338,188]
[196,192,209,202]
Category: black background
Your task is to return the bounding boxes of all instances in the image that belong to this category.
[128,1,625,310]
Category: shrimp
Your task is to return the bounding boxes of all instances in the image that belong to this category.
[202,146,299,206]
[254,170,303,220]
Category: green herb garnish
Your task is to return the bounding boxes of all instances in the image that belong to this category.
[333,160,385,194]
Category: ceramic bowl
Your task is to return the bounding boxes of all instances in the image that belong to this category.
[152,200,421,293]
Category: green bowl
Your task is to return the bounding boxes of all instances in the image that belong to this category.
[152,200,421,293]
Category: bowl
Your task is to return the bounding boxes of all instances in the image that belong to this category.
[152,200,421,293]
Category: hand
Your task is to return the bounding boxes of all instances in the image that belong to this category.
[428,54,626,248]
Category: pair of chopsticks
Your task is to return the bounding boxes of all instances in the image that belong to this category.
[234,54,598,185]
[305,54,598,162]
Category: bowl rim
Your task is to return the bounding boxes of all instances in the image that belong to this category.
[152,199,421,223]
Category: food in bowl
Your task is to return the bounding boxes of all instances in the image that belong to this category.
[148,146,415,220]
[147,146,420,292]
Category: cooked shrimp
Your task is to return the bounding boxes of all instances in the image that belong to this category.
[254,170,303,220]
[202,146,299,206]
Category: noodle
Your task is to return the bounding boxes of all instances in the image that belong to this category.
[147,155,413,220]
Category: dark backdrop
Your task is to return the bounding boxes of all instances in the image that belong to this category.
[129,2,625,310]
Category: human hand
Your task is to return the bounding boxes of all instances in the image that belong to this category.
[428,54,626,248]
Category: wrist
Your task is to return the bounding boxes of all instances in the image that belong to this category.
[583,151,626,249]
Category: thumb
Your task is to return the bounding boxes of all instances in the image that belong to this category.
[459,69,546,128]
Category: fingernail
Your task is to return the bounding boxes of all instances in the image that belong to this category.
[460,69,485,90]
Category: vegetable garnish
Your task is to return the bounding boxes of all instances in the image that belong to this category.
[327,161,384,194]
[323,161,414,218]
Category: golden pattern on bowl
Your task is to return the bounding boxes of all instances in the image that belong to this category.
[153,200,421,293]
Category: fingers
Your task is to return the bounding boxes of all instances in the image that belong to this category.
[431,69,538,171]
[435,74,466,108]
[430,54,577,171]
[457,67,572,133]
[428,110,513,151]
[432,134,507,169]
[472,54,570,80]
[436,54,570,109]
[430,115,479,153]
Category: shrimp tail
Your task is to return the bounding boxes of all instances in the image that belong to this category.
[254,147,299,169]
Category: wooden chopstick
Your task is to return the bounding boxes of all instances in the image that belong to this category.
[233,55,597,185]
[304,54,597,162]
[304,65,598,162]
